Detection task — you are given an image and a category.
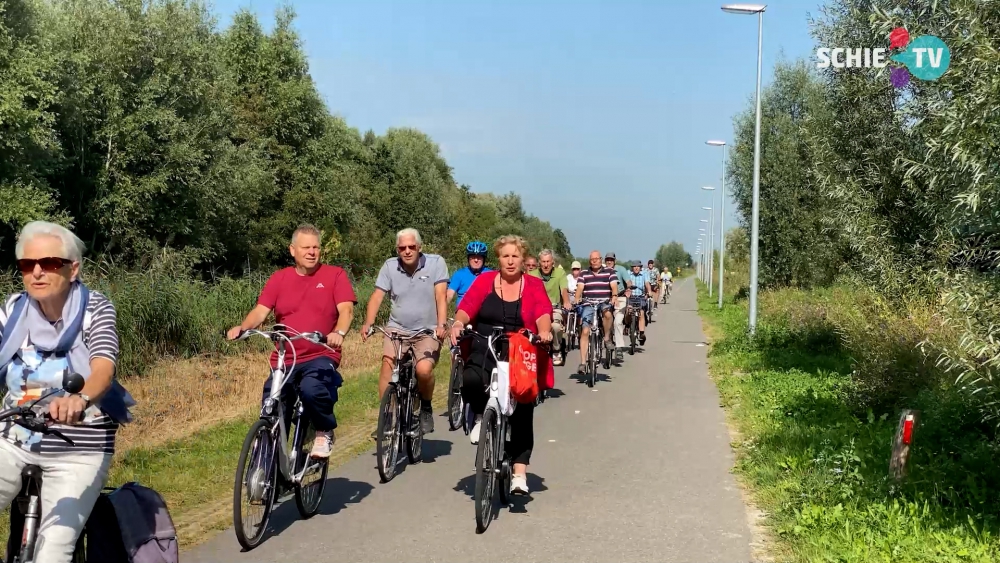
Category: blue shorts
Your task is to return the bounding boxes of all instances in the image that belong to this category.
[577,302,613,326]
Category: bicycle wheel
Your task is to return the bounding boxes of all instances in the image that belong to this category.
[234,419,277,550]
[587,334,597,388]
[448,359,464,431]
[376,385,401,483]
[293,419,329,519]
[405,390,423,464]
[475,408,499,533]
[629,314,637,355]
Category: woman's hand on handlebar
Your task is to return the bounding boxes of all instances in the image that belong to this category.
[537,330,553,344]
[226,326,243,341]
[48,394,87,425]
[449,321,464,347]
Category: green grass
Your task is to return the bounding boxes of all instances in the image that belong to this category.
[699,282,1000,562]
[1,356,454,548]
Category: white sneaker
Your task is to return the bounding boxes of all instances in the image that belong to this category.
[510,474,529,496]
[469,416,483,445]
[310,430,334,459]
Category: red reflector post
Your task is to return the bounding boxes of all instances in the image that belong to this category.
[902,415,914,444]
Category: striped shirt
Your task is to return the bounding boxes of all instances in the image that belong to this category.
[578,267,616,302]
[0,291,120,454]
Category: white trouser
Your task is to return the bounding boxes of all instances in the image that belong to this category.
[0,439,112,563]
[551,308,565,352]
[613,296,627,349]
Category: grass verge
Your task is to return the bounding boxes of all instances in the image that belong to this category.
[698,282,1000,563]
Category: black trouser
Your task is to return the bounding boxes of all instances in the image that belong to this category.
[461,362,536,465]
[261,357,342,431]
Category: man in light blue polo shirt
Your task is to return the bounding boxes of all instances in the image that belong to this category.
[363,228,449,435]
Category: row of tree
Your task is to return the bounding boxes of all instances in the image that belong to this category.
[0,0,570,275]
[726,0,1000,415]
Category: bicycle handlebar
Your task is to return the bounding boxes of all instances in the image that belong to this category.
[458,326,545,347]
[231,327,325,344]
[0,372,86,446]
[365,325,437,341]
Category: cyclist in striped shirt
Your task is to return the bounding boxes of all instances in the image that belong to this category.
[573,251,618,375]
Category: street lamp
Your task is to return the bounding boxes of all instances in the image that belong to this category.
[707,141,727,309]
[698,232,707,282]
[722,2,765,335]
[702,188,717,298]
[702,206,714,296]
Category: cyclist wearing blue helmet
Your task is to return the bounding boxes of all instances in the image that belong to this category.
[447,241,492,307]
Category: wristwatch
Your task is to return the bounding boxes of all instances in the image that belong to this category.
[335,330,347,337]
[76,393,91,408]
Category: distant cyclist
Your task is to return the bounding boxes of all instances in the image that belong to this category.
[566,260,582,305]
[660,268,673,299]
[627,261,651,345]
[528,250,572,366]
[447,241,492,307]
[646,260,660,307]
[524,255,538,274]
[604,252,630,362]
[575,251,618,375]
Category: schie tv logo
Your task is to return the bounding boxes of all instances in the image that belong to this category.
[816,27,950,88]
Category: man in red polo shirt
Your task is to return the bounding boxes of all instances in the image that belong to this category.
[227,224,357,459]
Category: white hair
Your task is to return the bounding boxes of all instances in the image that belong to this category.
[538,249,554,259]
[15,221,85,263]
[396,228,422,246]
[291,224,322,245]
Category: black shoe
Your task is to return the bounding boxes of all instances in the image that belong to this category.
[640,333,647,345]
[420,409,434,434]
[577,363,587,375]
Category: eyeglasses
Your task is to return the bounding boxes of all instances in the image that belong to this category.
[397,245,418,252]
[17,257,72,274]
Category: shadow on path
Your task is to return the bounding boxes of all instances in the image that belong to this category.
[257,477,374,549]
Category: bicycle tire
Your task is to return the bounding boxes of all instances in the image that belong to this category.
[629,314,637,355]
[474,408,499,533]
[602,341,613,370]
[498,457,511,506]
[447,359,464,431]
[587,334,597,387]
[376,385,401,483]
[293,419,329,519]
[405,391,423,464]
[234,419,276,550]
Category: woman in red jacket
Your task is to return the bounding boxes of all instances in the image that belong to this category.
[449,235,553,496]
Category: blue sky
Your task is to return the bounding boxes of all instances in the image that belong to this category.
[210,0,822,261]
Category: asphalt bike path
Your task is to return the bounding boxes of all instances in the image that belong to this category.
[188,278,752,562]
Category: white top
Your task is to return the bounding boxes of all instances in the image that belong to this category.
[566,274,579,303]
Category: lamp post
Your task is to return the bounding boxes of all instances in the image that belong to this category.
[722,3,765,334]
[699,221,709,284]
[698,231,707,283]
[702,199,715,298]
[707,141,727,309]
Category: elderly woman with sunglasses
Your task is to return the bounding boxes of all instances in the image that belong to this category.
[0,221,133,563]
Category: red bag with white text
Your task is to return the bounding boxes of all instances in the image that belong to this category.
[508,332,540,403]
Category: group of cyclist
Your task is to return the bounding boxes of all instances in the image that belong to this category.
[0,218,675,560]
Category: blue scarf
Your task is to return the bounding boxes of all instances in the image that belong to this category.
[0,282,134,423]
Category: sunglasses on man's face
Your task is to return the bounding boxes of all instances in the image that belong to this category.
[397,245,418,253]
[17,257,72,274]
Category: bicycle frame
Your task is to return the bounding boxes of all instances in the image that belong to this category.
[242,329,325,488]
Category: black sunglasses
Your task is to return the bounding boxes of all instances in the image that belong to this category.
[17,257,72,274]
